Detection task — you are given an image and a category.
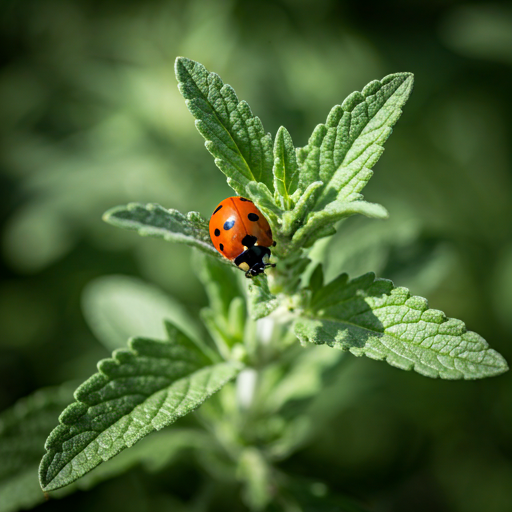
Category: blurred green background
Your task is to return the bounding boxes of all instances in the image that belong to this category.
[1,0,511,511]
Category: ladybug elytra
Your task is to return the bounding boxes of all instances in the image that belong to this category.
[209,196,276,278]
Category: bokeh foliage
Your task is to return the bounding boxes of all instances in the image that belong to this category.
[1,1,511,511]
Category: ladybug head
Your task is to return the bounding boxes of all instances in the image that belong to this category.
[247,261,266,277]
[234,246,276,278]
[245,260,276,278]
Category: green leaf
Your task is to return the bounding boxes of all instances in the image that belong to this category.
[82,275,202,351]
[268,253,311,296]
[292,199,389,249]
[175,57,274,193]
[103,203,222,261]
[39,323,241,491]
[247,276,279,320]
[0,384,74,512]
[72,428,209,488]
[308,264,324,295]
[301,72,414,211]
[237,448,272,511]
[194,251,245,357]
[323,214,421,283]
[273,126,300,210]
[0,384,209,512]
[193,250,241,319]
[263,344,343,415]
[281,181,323,237]
[284,72,412,251]
[245,181,283,235]
[295,272,509,379]
[296,123,327,192]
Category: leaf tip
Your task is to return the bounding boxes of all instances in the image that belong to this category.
[490,350,509,376]
[174,56,193,74]
[102,206,118,224]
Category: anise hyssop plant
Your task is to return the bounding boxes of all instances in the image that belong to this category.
[26,57,508,510]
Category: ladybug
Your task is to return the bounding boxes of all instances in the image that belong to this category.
[209,196,276,278]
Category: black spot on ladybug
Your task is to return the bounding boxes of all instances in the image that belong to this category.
[272,241,276,247]
[242,235,257,248]
[223,218,235,230]
[248,213,259,222]
[213,204,223,215]
[214,229,220,237]
[219,243,224,251]
[240,197,252,202]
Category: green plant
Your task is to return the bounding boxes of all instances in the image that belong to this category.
[3,57,506,512]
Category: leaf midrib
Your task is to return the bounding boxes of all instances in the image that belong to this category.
[180,62,255,182]
[277,134,289,203]
[302,314,499,369]
[42,365,214,489]
[113,208,218,254]
[321,75,411,202]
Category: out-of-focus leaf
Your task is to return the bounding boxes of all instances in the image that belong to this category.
[264,344,343,414]
[237,448,272,511]
[194,251,245,358]
[193,251,241,319]
[441,5,512,65]
[39,323,240,491]
[493,244,512,331]
[0,384,74,512]
[280,476,372,512]
[2,204,76,273]
[295,272,509,379]
[324,215,421,281]
[82,275,202,351]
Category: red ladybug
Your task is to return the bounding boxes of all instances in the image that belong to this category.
[209,196,276,278]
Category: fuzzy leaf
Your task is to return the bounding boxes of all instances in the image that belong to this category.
[273,126,300,209]
[297,124,327,192]
[82,275,202,351]
[0,385,205,511]
[308,263,324,295]
[295,272,509,380]
[300,73,414,211]
[39,324,240,491]
[281,181,323,237]
[292,199,389,249]
[237,448,272,511]
[194,251,245,357]
[103,203,222,260]
[263,344,343,416]
[175,57,274,193]
[193,250,241,319]
[245,181,283,235]
[247,276,279,320]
